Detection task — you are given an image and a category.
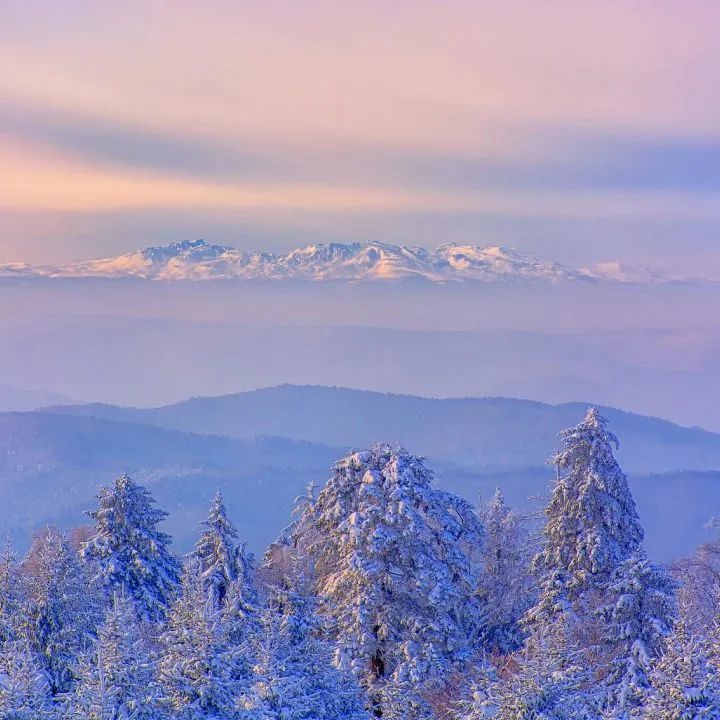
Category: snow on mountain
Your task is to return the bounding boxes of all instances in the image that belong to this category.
[435,244,581,282]
[0,239,696,284]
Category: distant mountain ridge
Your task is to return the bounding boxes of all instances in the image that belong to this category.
[0,410,341,554]
[0,239,690,284]
[21,384,720,561]
[45,384,720,474]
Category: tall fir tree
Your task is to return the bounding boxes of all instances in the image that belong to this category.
[598,549,678,715]
[246,583,369,720]
[220,571,261,684]
[533,408,644,605]
[193,491,248,609]
[81,474,181,623]
[478,489,535,654]
[66,591,163,720]
[22,526,103,695]
[157,558,243,719]
[526,408,645,677]
[289,444,485,710]
[643,620,720,719]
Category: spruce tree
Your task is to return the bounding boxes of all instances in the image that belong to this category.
[157,558,242,719]
[193,491,248,609]
[290,443,485,708]
[82,474,181,623]
[534,408,643,604]
[67,591,163,720]
[246,584,369,720]
[643,620,720,719]
[526,408,644,668]
[598,549,677,715]
[478,489,535,653]
[220,572,261,686]
[22,526,103,695]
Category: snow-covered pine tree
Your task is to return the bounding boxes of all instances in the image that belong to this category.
[534,408,644,606]
[290,443,485,709]
[478,489,535,654]
[157,558,241,719]
[598,549,678,715]
[643,619,720,719]
[21,526,103,695]
[525,408,645,682]
[246,583,369,720]
[193,491,251,609]
[220,557,261,681]
[0,638,55,720]
[82,474,181,623]
[66,590,163,720]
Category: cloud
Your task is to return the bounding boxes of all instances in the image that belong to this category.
[4,97,720,198]
[2,0,720,268]
[0,98,267,179]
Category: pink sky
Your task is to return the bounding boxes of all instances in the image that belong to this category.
[2,0,720,270]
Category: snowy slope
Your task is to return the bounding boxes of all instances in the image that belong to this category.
[0,239,687,284]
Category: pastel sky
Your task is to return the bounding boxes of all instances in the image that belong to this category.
[2,0,720,271]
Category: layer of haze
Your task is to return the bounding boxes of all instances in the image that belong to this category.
[3,278,720,432]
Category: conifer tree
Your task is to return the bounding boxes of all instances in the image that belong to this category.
[67,591,163,720]
[643,620,720,719]
[534,408,643,605]
[82,474,181,623]
[0,638,55,719]
[157,558,242,719]
[599,549,677,715]
[193,491,248,609]
[526,408,644,671]
[246,583,369,720]
[220,571,261,686]
[478,489,535,653]
[290,443,485,707]
[22,526,103,695]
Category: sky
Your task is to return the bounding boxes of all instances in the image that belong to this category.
[2,0,720,272]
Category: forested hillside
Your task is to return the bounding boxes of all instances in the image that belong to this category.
[2,409,720,718]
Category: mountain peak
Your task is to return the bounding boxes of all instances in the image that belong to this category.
[0,240,693,284]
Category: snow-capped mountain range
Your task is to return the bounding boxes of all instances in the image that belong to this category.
[0,239,694,284]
